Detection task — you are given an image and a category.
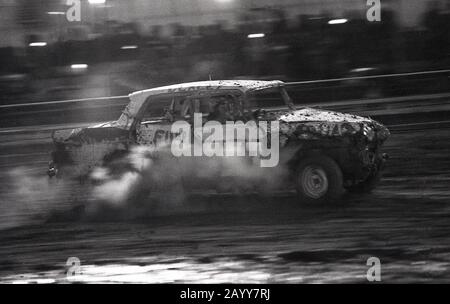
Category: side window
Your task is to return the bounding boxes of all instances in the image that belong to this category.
[139,93,246,123]
[247,89,285,109]
[198,98,211,113]
[177,98,197,119]
[141,95,196,122]
[207,95,244,122]
[169,98,185,118]
[176,97,213,120]
[141,97,172,122]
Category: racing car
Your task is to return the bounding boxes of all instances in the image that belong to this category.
[48,80,389,204]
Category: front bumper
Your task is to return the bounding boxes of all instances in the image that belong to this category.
[360,150,388,182]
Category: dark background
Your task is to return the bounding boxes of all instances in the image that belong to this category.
[0,0,449,105]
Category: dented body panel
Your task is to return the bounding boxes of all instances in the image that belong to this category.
[51,125,130,177]
[48,80,389,190]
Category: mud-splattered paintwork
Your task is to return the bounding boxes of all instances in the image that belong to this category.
[136,123,174,146]
[130,80,283,97]
[66,142,127,176]
[259,107,389,143]
[52,126,129,176]
[49,80,389,182]
[279,108,370,124]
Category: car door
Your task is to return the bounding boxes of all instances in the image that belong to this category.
[179,96,221,188]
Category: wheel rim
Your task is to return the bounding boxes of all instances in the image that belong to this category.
[300,165,329,199]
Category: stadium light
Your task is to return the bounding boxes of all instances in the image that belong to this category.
[71,64,89,70]
[247,33,265,39]
[120,45,138,50]
[29,42,47,47]
[352,67,375,73]
[328,19,348,25]
[88,0,106,4]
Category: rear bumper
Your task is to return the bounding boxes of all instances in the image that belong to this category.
[47,143,72,178]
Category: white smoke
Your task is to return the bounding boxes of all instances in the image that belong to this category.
[0,167,79,229]
[89,142,288,213]
[0,142,289,229]
[92,171,141,205]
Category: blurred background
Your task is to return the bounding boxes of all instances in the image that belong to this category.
[0,0,448,105]
[1,1,450,283]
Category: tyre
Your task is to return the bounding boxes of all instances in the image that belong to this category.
[296,155,344,204]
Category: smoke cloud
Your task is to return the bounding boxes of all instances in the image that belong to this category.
[0,143,289,228]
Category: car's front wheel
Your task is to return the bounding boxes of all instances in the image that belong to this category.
[296,155,344,204]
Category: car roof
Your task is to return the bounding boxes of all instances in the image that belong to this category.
[115,80,284,128]
[129,80,284,99]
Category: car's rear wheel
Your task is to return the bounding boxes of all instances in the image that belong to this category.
[296,155,344,204]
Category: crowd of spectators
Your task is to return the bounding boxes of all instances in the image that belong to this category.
[0,4,449,103]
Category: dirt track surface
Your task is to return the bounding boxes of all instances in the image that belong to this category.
[0,125,449,283]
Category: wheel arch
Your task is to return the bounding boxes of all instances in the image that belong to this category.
[286,139,348,174]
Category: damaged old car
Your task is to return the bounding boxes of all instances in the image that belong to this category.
[48,80,390,204]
